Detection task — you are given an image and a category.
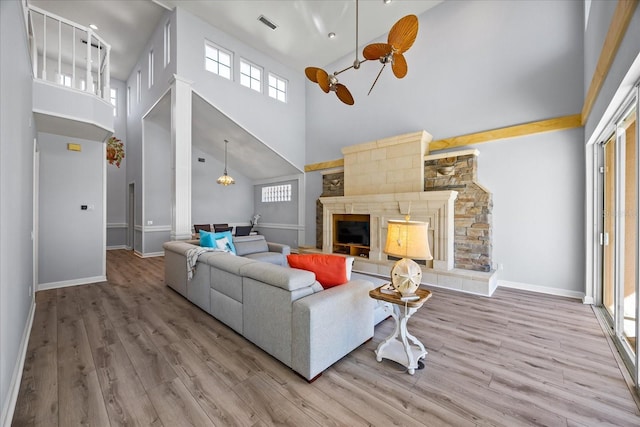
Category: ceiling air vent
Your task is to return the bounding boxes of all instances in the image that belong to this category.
[258,15,278,30]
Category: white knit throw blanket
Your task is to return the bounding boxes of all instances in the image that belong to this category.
[186,246,225,280]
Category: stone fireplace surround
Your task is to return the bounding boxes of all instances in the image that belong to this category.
[317,131,497,296]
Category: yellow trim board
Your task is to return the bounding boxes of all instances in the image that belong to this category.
[582,0,638,125]
[304,158,344,172]
[304,115,582,172]
[429,114,582,151]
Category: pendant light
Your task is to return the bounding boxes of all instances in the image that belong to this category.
[216,139,235,185]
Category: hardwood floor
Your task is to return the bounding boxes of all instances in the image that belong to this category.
[12,250,640,426]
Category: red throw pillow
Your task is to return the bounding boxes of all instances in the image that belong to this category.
[287,254,348,289]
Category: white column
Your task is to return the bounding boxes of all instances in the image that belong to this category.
[170,75,193,241]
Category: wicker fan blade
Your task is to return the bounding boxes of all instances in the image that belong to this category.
[391,53,408,78]
[363,43,392,60]
[388,15,419,53]
[367,64,386,96]
[335,84,354,105]
[305,67,321,82]
[316,69,330,93]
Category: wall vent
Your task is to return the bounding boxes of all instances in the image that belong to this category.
[258,15,278,30]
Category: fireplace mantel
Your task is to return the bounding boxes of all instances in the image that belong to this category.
[320,191,458,271]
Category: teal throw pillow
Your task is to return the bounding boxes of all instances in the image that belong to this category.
[200,230,216,248]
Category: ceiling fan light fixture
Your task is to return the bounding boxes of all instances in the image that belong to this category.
[304,1,418,105]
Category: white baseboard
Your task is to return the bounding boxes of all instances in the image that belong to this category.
[106,245,128,250]
[1,300,35,427]
[134,250,164,258]
[37,275,106,291]
[498,280,585,300]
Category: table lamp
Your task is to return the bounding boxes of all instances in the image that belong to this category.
[384,217,433,297]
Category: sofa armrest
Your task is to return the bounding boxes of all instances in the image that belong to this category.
[291,279,375,380]
[267,242,290,255]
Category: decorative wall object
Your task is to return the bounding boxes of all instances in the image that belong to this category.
[106,136,125,167]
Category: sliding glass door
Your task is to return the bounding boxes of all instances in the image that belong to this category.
[600,93,639,389]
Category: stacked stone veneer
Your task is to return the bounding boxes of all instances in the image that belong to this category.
[424,149,492,272]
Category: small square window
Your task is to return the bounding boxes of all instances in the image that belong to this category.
[205,41,232,80]
[261,184,292,202]
[240,59,262,92]
[268,73,287,103]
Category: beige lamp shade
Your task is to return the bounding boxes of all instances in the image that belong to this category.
[384,220,433,260]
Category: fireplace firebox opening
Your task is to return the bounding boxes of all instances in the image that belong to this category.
[332,214,370,258]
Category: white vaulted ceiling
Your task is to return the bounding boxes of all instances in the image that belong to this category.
[30,0,443,80]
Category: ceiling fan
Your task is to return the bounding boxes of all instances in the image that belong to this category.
[304,0,419,106]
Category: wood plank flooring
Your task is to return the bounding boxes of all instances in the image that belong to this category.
[12,250,640,426]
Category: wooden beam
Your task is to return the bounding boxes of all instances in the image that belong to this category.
[304,158,344,172]
[304,114,582,171]
[429,114,582,151]
[582,0,639,125]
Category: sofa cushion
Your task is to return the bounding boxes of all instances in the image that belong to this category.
[286,254,349,289]
[233,235,269,256]
[241,262,316,292]
[245,251,287,265]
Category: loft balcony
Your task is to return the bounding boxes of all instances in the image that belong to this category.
[26,4,114,140]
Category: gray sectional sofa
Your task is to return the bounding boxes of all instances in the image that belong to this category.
[163,237,380,381]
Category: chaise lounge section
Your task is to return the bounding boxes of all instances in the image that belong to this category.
[163,239,378,381]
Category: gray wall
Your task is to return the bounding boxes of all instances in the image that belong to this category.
[38,132,105,285]
[107,78,128,248]
[175,7,306,170]
[305,0,585,293]
[583,1,640,138]
[142,113,172,254]
[191,146,254,227]
[126,8,176,254]
[0,0,35,421]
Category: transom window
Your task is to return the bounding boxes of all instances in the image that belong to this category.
[268,73,287,103]
[262,184,292,202]
[205,41,232,80]
[148,49,154,88]
[240,59,262,92]
[110,88,117,117]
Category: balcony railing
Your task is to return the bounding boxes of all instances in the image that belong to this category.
[26,4,111,100]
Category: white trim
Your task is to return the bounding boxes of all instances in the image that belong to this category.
[424,149,479,162]
[0,301,35,427]
[102,132,107,287]
[32,79,113,107]
[32,108,114,135]
[144,225,171,232]
[107,222,127,228]
[134,250,164,258]
[498,280,585,300]
[320,167,345,176]
[37,275,106,291]
[106,245,128,250]
[257,222,304,230]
